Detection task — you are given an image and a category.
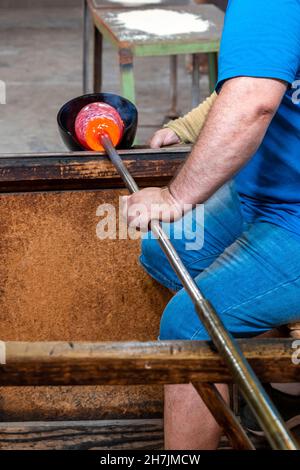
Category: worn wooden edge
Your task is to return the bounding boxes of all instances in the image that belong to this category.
[0,147,189,192]
[0,418,270,450]
[0,339,298,385]
[0,419,164,450]
[0,146,190,158]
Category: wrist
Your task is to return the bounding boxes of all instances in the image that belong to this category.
[162,185,185,212]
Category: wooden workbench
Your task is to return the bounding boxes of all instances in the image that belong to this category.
[0,147,188,422]
[0,147,298,449]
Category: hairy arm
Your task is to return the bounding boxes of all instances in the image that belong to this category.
[170,77,287,205]
[124,76,287,230]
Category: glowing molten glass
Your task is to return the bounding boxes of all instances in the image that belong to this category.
[75,102,124,151]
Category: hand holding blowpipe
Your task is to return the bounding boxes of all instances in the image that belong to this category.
[75,102,299,450]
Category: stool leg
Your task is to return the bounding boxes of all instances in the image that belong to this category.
[119,50,136,104]
[83,0,91,94]
[208,52,218,94]
[192,53,200,108]
[193,383,254,450]
[93,26,103,93]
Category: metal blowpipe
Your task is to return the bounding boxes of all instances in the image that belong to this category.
[101,134,298,450]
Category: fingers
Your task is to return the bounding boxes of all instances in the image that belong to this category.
[149,128,180,149]
[121,188,184,233]
[128,212,150,232]
[120,195,129,223]
[164,131,180,146]
[149,130,164,149]
[121,194,149,232]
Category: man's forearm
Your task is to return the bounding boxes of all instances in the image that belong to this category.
[123,77,287,230]
[169,77,287,206]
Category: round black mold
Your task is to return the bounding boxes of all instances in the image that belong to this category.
[57,92,138,151]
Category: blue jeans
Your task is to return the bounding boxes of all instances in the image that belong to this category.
[140,182,300,341]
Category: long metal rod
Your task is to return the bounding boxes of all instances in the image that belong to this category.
[101,134,298,450]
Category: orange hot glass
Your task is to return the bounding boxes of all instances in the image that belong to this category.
[75,102,124,151]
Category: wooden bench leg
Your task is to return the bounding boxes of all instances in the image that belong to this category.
[191,53,201,108]
[208,52,218,94]
[93,25,103,93]
[119,49,136,105]
[193,382,254,450]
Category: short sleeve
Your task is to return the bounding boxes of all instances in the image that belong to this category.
[217,0,300,90]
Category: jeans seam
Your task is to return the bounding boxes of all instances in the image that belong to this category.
[141,253,220,291]
[184,252,221,268]
[220,272,300,317]
[187,273,300,340]
[190,326,204,340]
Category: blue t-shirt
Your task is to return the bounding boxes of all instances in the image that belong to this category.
[217,0,300,236]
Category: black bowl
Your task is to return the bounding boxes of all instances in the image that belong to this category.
[57,92,138,151]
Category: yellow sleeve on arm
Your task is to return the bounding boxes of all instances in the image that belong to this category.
[165,92,218,144]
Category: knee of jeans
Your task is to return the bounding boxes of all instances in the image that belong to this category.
[140,236,161,269]
[140,236,182,291]
[159,292,209,341]
[140,236,174,283]
[159,296,191,340]
[159,299,182,340]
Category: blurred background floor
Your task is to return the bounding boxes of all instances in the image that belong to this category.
[0,2,216,153]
